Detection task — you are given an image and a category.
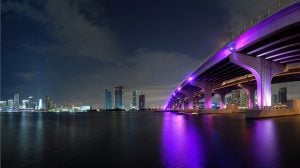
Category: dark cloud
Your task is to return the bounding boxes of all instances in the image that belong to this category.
[2,0,299,108]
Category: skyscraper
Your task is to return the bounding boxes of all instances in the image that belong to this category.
[45,96,51,110]
[0,101,7,110]
[14,93,20,110]
[22,100,29,109]
[132,90,138,109]
[8,99,14,109]
[139,94,145,110]
[28,96,33,109]
[114,86,124,109]
[104,89,112,110]
[38,99,43,110]
[272,94,278,105]
[278,87,287,104]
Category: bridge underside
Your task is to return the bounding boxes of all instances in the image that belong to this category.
[167,16,300,110]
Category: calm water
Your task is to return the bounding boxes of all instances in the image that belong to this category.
[1,111,300,168]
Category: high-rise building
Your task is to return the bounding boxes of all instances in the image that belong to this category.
[28,96,33,109]
[45,96,51,110]
[8,99,14,109]
[104,89,112,109]
[14,93,20,110]
[139,94,145,110]
[232,90,240,105]
[38,99,43,110]
[278,87,287,104]
[132,90,138,109]
[0,101,7,110]
[272,94,278,105]
[22,100,29,109]
[114,86,124,109]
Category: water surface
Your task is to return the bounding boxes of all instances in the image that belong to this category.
[2,111,300,168]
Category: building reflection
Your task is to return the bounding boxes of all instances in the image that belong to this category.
[161,112,204,168]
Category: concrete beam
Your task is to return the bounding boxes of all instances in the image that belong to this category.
[230,53,286,108]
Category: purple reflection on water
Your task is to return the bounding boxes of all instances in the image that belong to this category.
[161,112,204,168]
[253,120,279,166]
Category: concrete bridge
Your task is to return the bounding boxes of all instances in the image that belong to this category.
[165,2,300,111]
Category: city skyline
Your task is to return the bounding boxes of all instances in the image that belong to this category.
[2,0,300,108]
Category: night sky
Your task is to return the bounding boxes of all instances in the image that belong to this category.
[2,0,298,108]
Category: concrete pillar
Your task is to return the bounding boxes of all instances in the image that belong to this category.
[238,84,256,109]
[187,97,193,109]
[190,81,220,109]
[178,90,194,110]
[215,89,231,109]
[231,53,286,108]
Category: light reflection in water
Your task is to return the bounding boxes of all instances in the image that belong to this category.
[253,120,279,166]
[161,112,205,168]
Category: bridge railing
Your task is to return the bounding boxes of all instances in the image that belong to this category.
[216,0,298,51]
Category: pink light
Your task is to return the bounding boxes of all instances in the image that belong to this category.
[177,87,182,91]
[172,93,176,96]
[188,77,194,81]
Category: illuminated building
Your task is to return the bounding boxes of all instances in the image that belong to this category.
[22,100,29,109]
[14,93,20,110]
[80,105,91,111]
[132,90,138,109]
[38,99,43,110]
[0,101,7,110]
[28,96,33,109]
[278,87,287,104]
[139,94,145,110]
[104,89,112,109]
[45,96,51,110]
[114,86,124,109]
[8,99,14,109]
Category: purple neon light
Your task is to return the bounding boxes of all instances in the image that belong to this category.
[188,76,194,81]
[165,2,300,107]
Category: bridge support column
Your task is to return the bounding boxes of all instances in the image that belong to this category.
[215,89,231,109]
[191,81,220,109]
[238,84,256,109]
[231,53,286,108]
[187,97,193,109]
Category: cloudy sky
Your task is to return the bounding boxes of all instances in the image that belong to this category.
[2,0,296,108]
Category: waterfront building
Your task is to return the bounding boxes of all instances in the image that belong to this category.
[28,96,33,109]
[45,96,51,110]
[132,90,138,109]
[278,87,287,104]
[14,93,20,110]
[38,99,44,110]
[139,94,145,110]
[272,94,278,105]
[8,99,14,109]
[0,101,7,110]
[114,86,124,109]
[232,90,240,105]
[104,89,112,109]
[22,100,29,109]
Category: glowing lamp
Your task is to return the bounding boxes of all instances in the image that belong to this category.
[229,46,235,52]
[188,76,194,81]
